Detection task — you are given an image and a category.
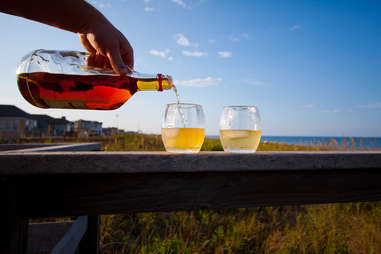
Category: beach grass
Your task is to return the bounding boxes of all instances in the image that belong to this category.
[100,203,381,254]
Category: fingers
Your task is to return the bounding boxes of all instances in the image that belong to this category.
[95,53,105,68]
[107,47,129,75]
[120,38,134,70]
[79,30,134,75]
[86,53,96,67]
[95,54,112,70]
[122,52,134,71]
[87,48,125,73]
[79,34,96,54]
[80,34,97,67]
[104,57,112,70]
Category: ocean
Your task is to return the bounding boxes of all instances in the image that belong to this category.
[207,135,381,150]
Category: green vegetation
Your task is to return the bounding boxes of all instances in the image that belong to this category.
[20,134,326,152]
[20,133,381,253]
[100,204,381,254]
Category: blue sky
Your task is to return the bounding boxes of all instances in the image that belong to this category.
[0,0,380,136]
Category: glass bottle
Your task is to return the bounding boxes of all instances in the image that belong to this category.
[16,49,174,110]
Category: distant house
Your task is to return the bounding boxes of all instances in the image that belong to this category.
[0,104,105,139]
[31,115,73,136]
[74,119,102,136]
[0,105,38,141]
[102,127,119,136]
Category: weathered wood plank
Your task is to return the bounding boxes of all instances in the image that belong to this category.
[1,143,101,153]
[5,168,381,219]
[27,221,74,254]
[0,151,381,175]
[51,216,87,254]
[0,144,54,151]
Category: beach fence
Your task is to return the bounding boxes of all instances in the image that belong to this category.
[1,144,381,254]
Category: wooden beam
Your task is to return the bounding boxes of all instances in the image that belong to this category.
[1,151,381,175]
[5,168,381,218]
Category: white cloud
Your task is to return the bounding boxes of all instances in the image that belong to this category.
[149,49,172,60]
[174,33,198,47]
[208,39,216,44]
[358,102,381,109]
[302,104,314,108]
[144,6,154,11]
[143,0,152,2]
[175,77,223,87]
[289,24,301,31]
[171,0,188,8]
[242,33,249,39]
[218,51,232,58]
[182,50,207,57]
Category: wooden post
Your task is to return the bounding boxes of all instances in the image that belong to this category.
[0,143,102,254]
[1,214,28,254]
[0,178,28,254]
[78,216,100,254]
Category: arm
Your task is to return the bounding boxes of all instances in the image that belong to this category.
[1,0,133,74]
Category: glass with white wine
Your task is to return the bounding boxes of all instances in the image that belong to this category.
[162,103,205,153]
[219,106,261,153]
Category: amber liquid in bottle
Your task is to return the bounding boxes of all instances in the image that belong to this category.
[17,72,173,110]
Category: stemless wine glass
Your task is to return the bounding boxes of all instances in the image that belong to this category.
[162,103,205,153]
[219,106,261,153]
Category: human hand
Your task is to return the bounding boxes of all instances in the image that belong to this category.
[79,17,133,75]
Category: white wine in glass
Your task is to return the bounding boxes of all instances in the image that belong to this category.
[219,106,261,153]
[162,103,205,153]
[162,128,205,152]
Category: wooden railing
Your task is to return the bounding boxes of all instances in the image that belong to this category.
[1,145,381,253]
[0,143,101,254]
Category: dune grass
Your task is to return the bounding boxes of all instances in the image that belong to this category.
[100,203,381,254]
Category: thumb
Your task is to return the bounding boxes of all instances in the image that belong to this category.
[107,48,129,75]
[79,34,96,54]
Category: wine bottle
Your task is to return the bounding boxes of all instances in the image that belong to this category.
[16,49,174,110]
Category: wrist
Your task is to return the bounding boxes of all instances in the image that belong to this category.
[76,2,109,34]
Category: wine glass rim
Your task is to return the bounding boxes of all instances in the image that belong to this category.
[223,105,258,108]
[167,103,202,107]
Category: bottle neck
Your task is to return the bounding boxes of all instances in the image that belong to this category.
[136,74,173,92]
